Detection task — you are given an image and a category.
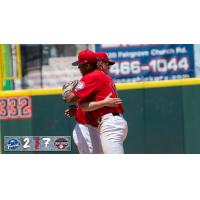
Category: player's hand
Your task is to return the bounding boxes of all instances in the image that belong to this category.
[64,105,77,117]
[103,93,122,107]
[62,80,78,102]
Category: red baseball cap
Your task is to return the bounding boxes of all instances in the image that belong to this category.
[95,52,115,65]
[72,50,97,66]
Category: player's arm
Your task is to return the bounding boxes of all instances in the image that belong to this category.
[64,91,78,103]
[80,93,122,112]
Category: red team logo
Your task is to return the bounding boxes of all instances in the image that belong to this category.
[54,138,69,150]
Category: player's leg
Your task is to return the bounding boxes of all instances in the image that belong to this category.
[73,123,91,154]
[87,125,103,154]
[73,123,102,154]
[99,115,128,154]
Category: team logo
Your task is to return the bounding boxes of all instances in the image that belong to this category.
[54,138,69,150]
[6,138,21,150]
[75,81,85,90]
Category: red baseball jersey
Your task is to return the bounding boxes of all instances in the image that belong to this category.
[72,69,124,120]
[75,103,99,127]
[75,105,87,124]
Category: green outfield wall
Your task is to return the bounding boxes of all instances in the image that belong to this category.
[1,78,200,154]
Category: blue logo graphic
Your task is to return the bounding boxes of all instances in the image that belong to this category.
[6,139,21,150]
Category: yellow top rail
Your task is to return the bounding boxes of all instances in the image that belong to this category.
[0,78,200,97]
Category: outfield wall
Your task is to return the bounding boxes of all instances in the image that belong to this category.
[1,78,200,153]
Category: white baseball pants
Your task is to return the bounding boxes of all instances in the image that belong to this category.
[73,123,103,154]
[98,113,128,154]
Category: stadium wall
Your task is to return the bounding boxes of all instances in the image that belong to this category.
[1,78,200,153]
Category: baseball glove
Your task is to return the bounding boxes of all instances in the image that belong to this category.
[62,80,79,102]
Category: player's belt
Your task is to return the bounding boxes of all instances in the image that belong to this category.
[112,112,120,116]
[98,112,122,123]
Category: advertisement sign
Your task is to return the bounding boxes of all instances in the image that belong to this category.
[94,44,195,83]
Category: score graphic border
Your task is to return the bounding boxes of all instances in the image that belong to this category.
[4,136,71,152]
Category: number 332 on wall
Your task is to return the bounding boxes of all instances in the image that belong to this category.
[0,96,32,120]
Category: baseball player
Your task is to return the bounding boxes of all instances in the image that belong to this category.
[65,93,121,154]
[65,50,128,154]
[63,52,121,154]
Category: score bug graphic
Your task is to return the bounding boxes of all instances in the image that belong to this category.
[4,136,71,152]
